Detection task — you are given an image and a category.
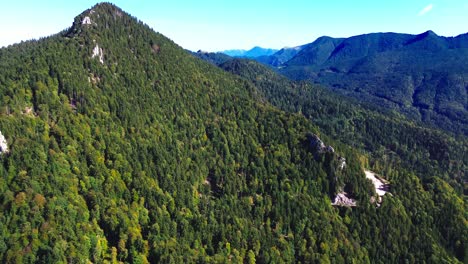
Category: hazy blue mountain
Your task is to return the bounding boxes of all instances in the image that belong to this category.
[254,45,306,66]
[222,46,278,58]
[222,49,246,57]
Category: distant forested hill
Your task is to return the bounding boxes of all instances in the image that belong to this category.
[257,31,468,135]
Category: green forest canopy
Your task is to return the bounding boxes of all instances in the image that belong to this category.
[0,3,465,263]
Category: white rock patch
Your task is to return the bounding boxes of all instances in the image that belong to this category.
[365,170,390,196]
[338,157,346,170]
[332,192,356,207]
[92,44,104,64]
[0,130,9,154]
[332,170,391,208]
[82,16,92,25]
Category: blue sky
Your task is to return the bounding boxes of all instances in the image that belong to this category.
[0,0,467,51]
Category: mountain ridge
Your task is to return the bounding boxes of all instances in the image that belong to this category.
[253,31,468,135]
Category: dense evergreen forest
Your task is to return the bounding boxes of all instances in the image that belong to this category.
[219,59,467,193]
[0,3,466,263]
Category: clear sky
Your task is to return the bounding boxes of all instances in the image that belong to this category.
[0,0,467,51]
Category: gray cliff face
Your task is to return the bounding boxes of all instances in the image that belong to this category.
[307,133,334,154]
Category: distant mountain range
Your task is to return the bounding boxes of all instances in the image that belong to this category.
[222,46,278,58]
[242,31,468,135]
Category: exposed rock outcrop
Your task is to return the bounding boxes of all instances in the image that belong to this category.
[332,192,356,207]
[307,133,334,154]
[82,16,92,25]
[92,44,104,64]
[0,130,9,154]
[338,157,346,170]
[365,170,391,207]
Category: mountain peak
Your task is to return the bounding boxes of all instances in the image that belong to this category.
[421,30,438,37]
[59,3,174,68]
[409,30,439,41]
[90,2,127,18]
[92,2,119,9]
[66,2,130,37]
[403,30,447,50]
[84,2,123,17]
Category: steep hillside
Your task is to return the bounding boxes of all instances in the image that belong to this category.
[277,31,468,135]
[0,3,375,263]
[220,59,467,262]
[220,59,467,189]
[0,3,465,263]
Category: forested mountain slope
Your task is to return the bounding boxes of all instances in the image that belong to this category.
[0,3,465,263]
[218,58,467,262]
[220,59,467,192]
